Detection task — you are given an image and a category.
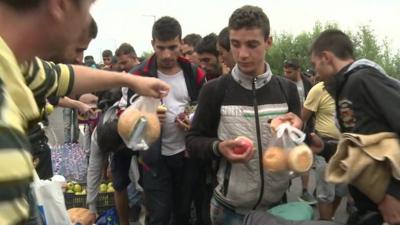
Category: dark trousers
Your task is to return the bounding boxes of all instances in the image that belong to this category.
[143,152,197,225]
[31,137,53,180]
[193,163,213,225]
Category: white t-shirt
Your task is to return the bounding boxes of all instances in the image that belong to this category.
[296,80,305,107]
[158,70,190,156]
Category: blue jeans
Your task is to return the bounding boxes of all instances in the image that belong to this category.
[26,188,44,225]
[127,182,142,207]
[210,197,244,225]
[63,108,79,143]
[142,152,195,225]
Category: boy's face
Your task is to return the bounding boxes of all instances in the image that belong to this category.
[217,43,235,69]
[198,52,221,78]
[283,66,300,82]
[118,54,137,72]
[44,0,94,62]
[152,36,181,70]
[230,28,271,76]
[311,51,335,82]
[181,43,199,64]
[103,56,112,66]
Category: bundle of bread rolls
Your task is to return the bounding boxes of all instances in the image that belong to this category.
[263,144,313,173]
[117,105,163,147]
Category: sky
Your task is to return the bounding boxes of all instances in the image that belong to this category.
[86,0,400,63]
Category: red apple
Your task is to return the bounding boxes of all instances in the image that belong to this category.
[233,136,253,154]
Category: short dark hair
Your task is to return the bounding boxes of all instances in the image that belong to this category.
[97,109,125,153]
[111,56,118,64]
[183,33,202,47]
[102,50,113,58]
[284,59,300,70]
[217,27,230,51]
[89,18,98,39]
[115,43,137,58]
[152,16,182,41]
[229,5,270,38]
[304,68,315,77]
[84,55,94,61]
[0,0,80,11]
[195,33,219,57]
[84,55,96,67]
[310,29,354,60]
[0,0,40,10]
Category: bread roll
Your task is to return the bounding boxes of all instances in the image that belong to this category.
[117,107,161,146]
[263,147,288,172]
[141,112,161,144]
[157,104,168,113]
[288,144,313,173]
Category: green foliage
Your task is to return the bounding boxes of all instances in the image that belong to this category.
[267,22,400,79]
[140,51,154,61]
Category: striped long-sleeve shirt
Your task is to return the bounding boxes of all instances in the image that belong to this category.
[0,36,74,224]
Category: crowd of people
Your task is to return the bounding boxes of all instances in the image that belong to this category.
[0,1,399,225]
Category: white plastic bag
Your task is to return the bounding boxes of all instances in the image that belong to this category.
[130,95,161,113]
[264,123,313,174]
[118,96,161,151]
[32,172,71,225]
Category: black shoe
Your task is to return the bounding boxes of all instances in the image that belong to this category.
[298,191,317,205]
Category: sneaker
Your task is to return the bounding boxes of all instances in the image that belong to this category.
[298,191,317,205]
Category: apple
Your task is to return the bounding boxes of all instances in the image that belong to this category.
[107,182,113,188]
[66,190,74,194]
[99,184,107,193]
[233,136,253,154]
[81,189,87,195]
[107,186,115,193]
[73,184,82,193]
[45,104,54,115]
[67,182,74,191]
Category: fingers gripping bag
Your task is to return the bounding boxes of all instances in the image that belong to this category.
[175,103,197,131]
[263,123,313,174]
[117,96,162,151]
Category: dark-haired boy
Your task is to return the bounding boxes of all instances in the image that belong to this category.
[196,33,222,80]
[187,5,302,225]
[118,16,206,225]
[217,27,235,71]
[310,29,400,225]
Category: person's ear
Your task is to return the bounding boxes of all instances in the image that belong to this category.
[47,0,68,22]
[265,36,273,50]
[320,51,331,63]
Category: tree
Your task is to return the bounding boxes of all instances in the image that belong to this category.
[140,51,153,61]
[267,22,338,75]
[267,23,400,79]
[267,32,294,75]
[351,25,381,63]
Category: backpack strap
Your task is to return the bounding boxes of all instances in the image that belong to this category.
[215,75,232,117]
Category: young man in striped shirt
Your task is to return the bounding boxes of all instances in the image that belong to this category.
[0,0,169,224]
